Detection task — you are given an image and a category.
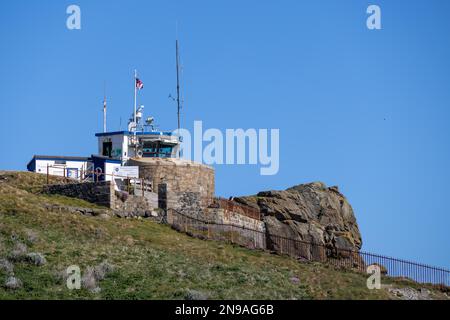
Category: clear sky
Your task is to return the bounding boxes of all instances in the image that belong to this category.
[1,0,449,268]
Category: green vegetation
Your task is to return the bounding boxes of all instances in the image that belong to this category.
[0,171,448,300]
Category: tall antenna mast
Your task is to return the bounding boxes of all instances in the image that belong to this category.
[133,69,137,133]
[103,82,107,133]
[176,39,181,131]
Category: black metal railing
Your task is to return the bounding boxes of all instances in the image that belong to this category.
[203,196,261,220]
[168,209,450,288]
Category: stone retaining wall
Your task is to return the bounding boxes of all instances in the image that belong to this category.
[43,182,112,207]
[165,190,266,249]
[43,182,161,218]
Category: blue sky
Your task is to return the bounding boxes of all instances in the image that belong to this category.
[0,0,449,268]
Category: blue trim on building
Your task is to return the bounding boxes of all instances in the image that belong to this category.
[90,155,122,164]
[95,130,174,137]
[26,155,90,172]
[27,160,35,172]
[32,157,89,162]
[95,131,127,137]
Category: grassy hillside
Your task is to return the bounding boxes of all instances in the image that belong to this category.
[0,171,448,300]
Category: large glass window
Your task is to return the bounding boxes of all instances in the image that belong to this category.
[142,142,173,158]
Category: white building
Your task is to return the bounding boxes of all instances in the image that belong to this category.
[95,130,180,163]
[27,91,181,182]
[26,155,92,180]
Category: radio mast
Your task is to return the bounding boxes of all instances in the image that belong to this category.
[175,39,181,131]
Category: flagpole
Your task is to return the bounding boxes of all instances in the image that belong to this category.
[134,69,137,132]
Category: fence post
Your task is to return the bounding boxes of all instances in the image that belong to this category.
[46,164,49,184]
[141,178,144,197]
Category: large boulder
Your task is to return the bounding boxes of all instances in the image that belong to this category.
[234,182,362,260]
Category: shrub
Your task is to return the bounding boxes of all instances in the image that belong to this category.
[0,258,14,274]
[26,252,47,266]
[4,276,22,290]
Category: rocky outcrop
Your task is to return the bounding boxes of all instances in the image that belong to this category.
[235,182,362,260]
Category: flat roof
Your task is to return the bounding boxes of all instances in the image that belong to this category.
[30,155,90,161]
[27,155,91,170]
[95,131,175,137]
[91,154,122,164]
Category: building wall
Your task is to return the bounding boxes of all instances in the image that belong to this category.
[104,162,121,181]
[97,133,127,160]
[129,158,215,202]
[33,159,91,179]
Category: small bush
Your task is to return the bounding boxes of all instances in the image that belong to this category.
[81,266,98,291]
[81,261,115,292]
[4,276,22,290]
[94,261,115,281]
[9,242,28,262]
[184,289,209,300]
[0,258,14,274]
[24,229,39,244]
[26,252,47,266]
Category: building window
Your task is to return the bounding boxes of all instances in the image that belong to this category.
[55,160,66,165]
[142,141,173,158]
[103,141,113,157]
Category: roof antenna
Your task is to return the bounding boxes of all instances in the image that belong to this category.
[175,22,182,132]
[103,81,107,133]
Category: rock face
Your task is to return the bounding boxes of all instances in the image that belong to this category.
[235,182,362,260]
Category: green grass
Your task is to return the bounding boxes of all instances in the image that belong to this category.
[0,171,448,300]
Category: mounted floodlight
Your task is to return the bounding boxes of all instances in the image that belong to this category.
[145,117,154,125]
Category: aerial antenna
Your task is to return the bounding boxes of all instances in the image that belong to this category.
[103,81,107,133]
[133,69,137,133]
[175,38,181,132]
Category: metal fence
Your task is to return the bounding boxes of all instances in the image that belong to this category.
[39,169,450,287]
[204,196,261,220]
[45,165,152,196]
[168,209,450,288]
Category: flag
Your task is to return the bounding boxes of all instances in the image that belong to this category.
[136,78,144,90]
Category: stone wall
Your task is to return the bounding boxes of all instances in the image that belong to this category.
[204,208,265,232]
[204,208,266,249]
[165,190,266,249]
[129,158,215,205]
[111,191,157,218]
[43,182,112,207]
[43,182,161,218]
